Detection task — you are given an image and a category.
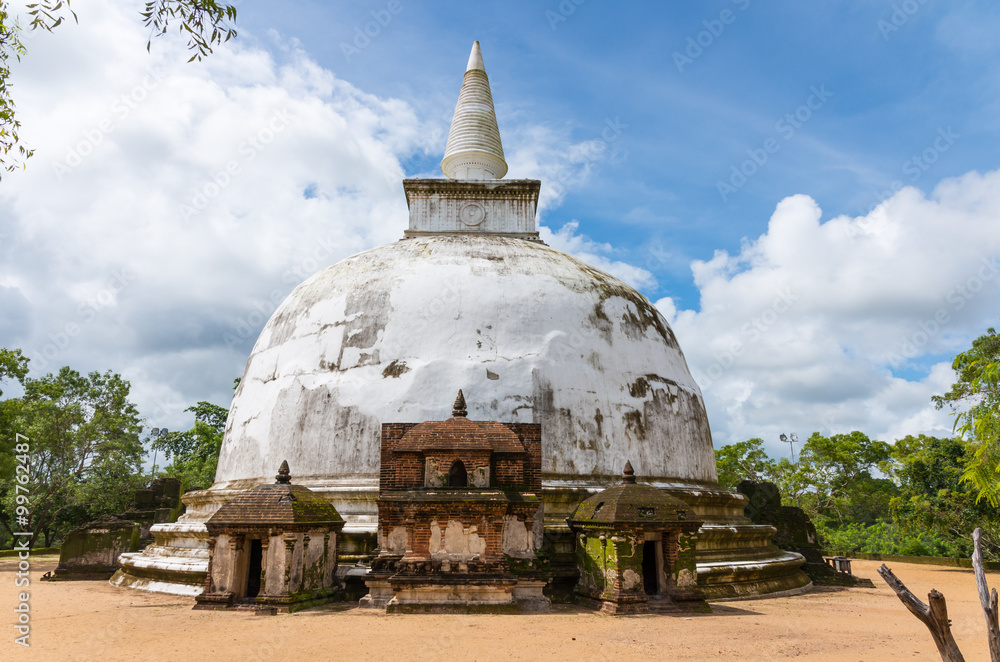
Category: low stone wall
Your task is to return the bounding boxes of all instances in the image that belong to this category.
[54,518,142,579]
[0,547,59,557]
[851,552,1000,571]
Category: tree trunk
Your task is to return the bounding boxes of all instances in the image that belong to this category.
[973,528,1000,662]
[877,563,965,662]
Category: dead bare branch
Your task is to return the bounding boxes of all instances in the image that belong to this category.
[877,563,966,662]
[973,528,1000,662]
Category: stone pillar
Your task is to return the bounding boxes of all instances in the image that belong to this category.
[203,538,217,594]
[323,532,336,588]
[259,537,270,597]
[283,534,297,595]
[302,534,312,590]
[229,534,246,598]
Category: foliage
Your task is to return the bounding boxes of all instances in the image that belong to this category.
[934,327,1000,505]
[888,435,1000,558]
[0,361,144,547]
[0,347,29,547]
[818,520,961,558]
[0,0,237,176]
[714,437,776,491]
[0,347,28,395]
[716,432,893,526]
[152,401,227,490]
[715,430,1000,560]
[141,1,237,62]
[0,3,31,175]
[795,431,893,527]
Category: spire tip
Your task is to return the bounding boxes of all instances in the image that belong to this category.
[467,41,485,72]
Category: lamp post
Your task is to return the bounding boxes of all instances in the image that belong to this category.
[147,427,168,479]
[780,432,799,462]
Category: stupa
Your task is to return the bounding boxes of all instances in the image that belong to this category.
[113,42,809,601]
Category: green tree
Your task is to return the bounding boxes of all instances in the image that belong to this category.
[767,457,814,508]
[888,434,1000,558]
[714,438,777,491]
[153,401,227,490]
[794,431,893,527]
[0,0,237,176]
[934,326,1000,505]
[0,348,28,394]
[0,347,29,451]
[0,365,144,547]
[0,348,29,548]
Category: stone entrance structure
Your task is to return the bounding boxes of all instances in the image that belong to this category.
[361,391,548,612]
[194,462,345,613]
[568,461,708,614]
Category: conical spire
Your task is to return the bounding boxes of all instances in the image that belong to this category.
[441,41,508,180]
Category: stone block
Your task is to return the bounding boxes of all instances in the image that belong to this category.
[54,516,141,579]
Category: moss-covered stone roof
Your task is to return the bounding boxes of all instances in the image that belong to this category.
[568,460,693,527]
[208,461,345,531]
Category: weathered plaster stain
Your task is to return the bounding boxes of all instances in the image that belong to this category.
[382,360,410,378]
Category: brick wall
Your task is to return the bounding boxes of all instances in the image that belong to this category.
[492,455,524,486]
[506,423,542,491]
[380,423,419,491]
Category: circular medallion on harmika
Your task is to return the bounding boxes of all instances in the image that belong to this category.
[459,201,487,226]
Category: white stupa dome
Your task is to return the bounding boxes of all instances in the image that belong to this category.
[216,234,718,504]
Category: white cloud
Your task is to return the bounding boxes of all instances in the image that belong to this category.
[540,221,656,291]
[504,125,608,213]
[0,1,430,429]
[658,171,1000,452]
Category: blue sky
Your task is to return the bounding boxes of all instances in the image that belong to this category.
[1,0,999,459]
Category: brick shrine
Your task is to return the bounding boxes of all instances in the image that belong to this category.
[360,390,549,612]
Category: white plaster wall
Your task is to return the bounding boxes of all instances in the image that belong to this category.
[385,526,407,554]
[216,235,716,494]
[429,519,486,561]
[501,516,533,559]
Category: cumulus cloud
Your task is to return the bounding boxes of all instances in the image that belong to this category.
[540,221,656,290]
[505,125,611,213]
[0,1,430,429]
[658,171,1000,452]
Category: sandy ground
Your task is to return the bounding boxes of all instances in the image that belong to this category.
[3,555,999,661]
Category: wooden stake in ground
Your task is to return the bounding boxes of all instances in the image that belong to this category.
[973,527,1000,662]
[877,563,965,662]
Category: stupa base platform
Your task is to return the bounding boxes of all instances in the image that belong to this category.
[110,521,209,596]
[111,482,810,600]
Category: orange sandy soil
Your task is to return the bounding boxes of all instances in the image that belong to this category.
[3,555,998,661]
